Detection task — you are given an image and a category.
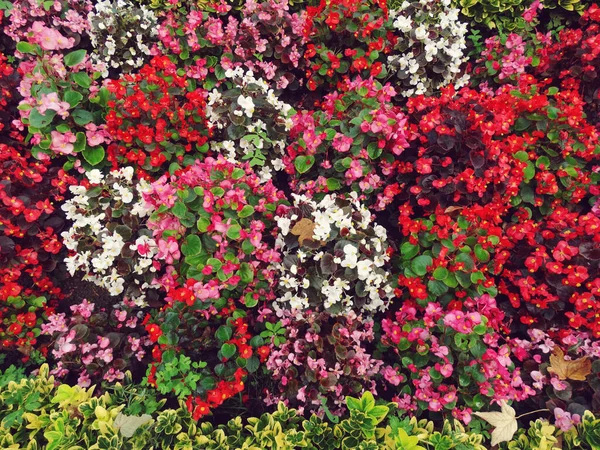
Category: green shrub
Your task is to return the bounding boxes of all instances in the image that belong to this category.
[0,364,593,450]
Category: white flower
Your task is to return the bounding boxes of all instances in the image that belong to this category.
[207,90,221,106]
[87,169,104,184]
[237,95,255,118]
[289,294,309,311]
[341,244,359,269]
[393,15,413,33]
[356,260,374,281]
[277,217,292,236]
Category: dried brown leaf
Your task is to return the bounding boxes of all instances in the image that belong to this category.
[548,347,591,381]
[291,218,316,246]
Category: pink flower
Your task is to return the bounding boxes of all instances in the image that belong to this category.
[382,366,403,386]
[345,159,363,181]
[30,21,75,50]
[98,336,110,349]
[50,131,76,155]
[77,372,91,388]
[554,408,580,432]
[96,348,114,364]
[70,299,95,319]
[156,237,181,264]
[522,0,543,23]
[38,92,71,119]
[428,398,443,412]
[332,133,353,153]
[85,123,110,146]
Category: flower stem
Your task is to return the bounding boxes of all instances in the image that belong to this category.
[516,409,550,420]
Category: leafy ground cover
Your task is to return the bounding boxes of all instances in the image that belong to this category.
[1,0,600,448]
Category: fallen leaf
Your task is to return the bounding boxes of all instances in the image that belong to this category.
[291,218,316,246]
[114,413,153,438]
[444,206,464,215]
[548,346,591,381]
[474,400,518,447]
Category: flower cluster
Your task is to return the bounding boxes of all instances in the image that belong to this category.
[60,167,157,301]
[264,312,384,416]
[206,68,294,182]
[285,76,412,204]
[157,0,305,89]
[0,295,48,366]
[377,294,535,422]
[387,0,469,97]
[273,193,392,317]
[3,0,92,45]
[41,298,151,385]
[0,144,71,308]
[87,0,158,77]
[105,55,209,171]
[141,156,286,415]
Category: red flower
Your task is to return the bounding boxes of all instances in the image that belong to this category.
[257,346,270,363]
[325,12,340,30]
[191,400,211,420]
[370,62,382,77]
[7,322,22,335]
[146,323,163,343]
[238,344,252,359]
[352,57,369,71]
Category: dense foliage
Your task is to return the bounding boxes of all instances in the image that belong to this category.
[1,0,600,448]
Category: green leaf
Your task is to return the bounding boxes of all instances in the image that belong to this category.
[411,255,432,277]
[215,65,226,80]
[197,217,210,232]
[238,262,254,284]
[64,50,87,67]
[241,239,255,255]
[346,395,361,412]
[73,132,86,153]
[433,267,448,280]
[63,90,83,108]
[326,178,341,191]
[72,109,95,126]
[17,42,38,54]
[245,356,260,373]
[182,235,202,256]
[427,279,449,296]
[474,244,490,262]
[28,109,56,128]
[232,168,245,180]
[172,201,187,219]
[523,161,535,182]
[72,71,92,88]
[215,326,233,342]
[294,155,315,174]
[514,117,531,131]
[82,146,105,166]
[220,343,236,359]
[227,224,241,240]
[238,204,255,218]
[401,242,420,260]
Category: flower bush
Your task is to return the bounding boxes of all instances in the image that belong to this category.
[285,76,412,204]
[87,0,158,77]
[60,167,158,301]
[0,295,48,367]
[105,55,209,172]
[42,298,151,385]
[206,68,294,181]
[141,156,286,417]
[264,312,384,417]
[273,193,392,316]
[387,0,470,97]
